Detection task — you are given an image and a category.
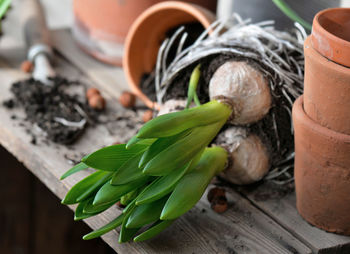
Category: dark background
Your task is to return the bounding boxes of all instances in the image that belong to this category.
[0,145,115,254]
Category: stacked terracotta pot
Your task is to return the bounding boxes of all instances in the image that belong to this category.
[293,8,350,235]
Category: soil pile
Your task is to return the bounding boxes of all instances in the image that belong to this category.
[3,77,98,144]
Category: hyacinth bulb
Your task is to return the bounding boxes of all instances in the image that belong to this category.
[216,127,270,185]
[209,61,272,125]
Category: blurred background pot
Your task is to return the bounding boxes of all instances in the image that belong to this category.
[293,8,350,235]
[123,1,216,108]
[73,0,216,66]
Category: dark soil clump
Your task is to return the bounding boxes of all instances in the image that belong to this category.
[3,76,99,144]
[139,22,205,101]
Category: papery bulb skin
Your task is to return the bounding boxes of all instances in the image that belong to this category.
[216,127,270,185]
[209,61,271,125]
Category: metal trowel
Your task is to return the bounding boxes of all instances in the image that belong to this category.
[23,0,55,85]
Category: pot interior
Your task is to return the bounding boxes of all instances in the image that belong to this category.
[318,8,350,42]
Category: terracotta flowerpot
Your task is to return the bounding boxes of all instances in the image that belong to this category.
[73,0,216,66]
[123,1,216,109]
[303,8,350,134]
[293,96,350,235]
[294,8,350,235]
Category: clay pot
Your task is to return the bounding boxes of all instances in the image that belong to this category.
[73,0,216,66]
[293,96,350,235]
[294,8,350,235]
[303,8,350,134]
[123,1,216,109]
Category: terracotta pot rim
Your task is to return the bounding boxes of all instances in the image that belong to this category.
[311,8,350,67]
[123,1,215,109]
[294,95,350,142]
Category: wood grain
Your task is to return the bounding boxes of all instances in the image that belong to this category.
[52,28,350,254]
[239,182,350,254]
[0,44,311,253]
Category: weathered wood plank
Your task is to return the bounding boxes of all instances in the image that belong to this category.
[0,44,311,253]
[239,182,350,254]
[50,28,350,254]
[52,28,350,253]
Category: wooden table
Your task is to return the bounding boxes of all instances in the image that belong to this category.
[0,26,349,253]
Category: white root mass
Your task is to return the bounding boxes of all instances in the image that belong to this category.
[153,15,306,184]
[216,127,270,185]
[209,61,271,125]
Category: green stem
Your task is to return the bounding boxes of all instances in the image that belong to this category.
[272,0,312,30]
[186,64,201,109]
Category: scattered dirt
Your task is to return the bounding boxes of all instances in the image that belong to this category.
[232,180,295,202]
[215,173,294,201]
[3,76,100,144]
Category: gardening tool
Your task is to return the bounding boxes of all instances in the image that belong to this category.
[21,0,90,142]
[23,0,55,85]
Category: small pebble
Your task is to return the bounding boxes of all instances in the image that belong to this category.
[88,94,105,110]
[142,110,153,123]
[119,91,136,108]
[207,187,228,213]
[211,196,228,213]
[21,60,33,73]
[86,87,100,99]
[207,187,226,203]
[116,201,126,208]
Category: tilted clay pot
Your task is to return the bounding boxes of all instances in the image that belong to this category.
[123,1,216,109]
[73,0,216,66]
[304,8,350,134]
[293,96,350,235]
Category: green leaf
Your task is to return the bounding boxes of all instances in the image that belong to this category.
[83,197,117,214]
[121,189,140,206]
[110,152,145,185]
[61,171,111,205]
[119,225,140,243]
[139,129,191,168]
[82,144,148,171]
[126,136,156,149]
[135,162,190,205]
[0,0,11,20]
[123,199,136,215]
[93,177,148,206]
[76,173,113,203]
[161,147,227,220]
[119,205,140,243]
[186,64,201,109]
[133,220,175,242]
[136,100,232,139]
[74,198,98,221]
[83,213,124,240]
[126,196,168,229]
[61,162,89,180]
[143,121,225,176]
